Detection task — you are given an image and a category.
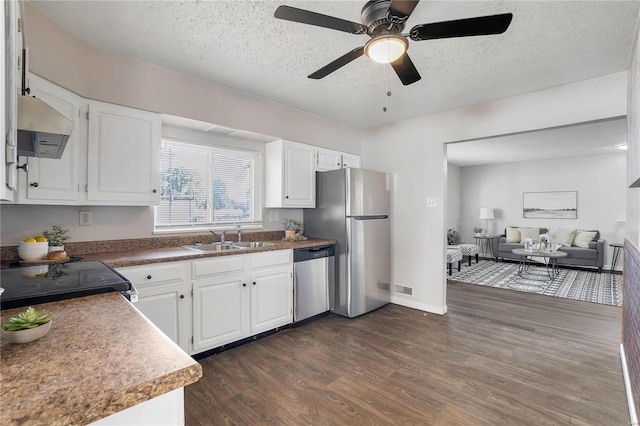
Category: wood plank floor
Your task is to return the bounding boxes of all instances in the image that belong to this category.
[185,281,628,425]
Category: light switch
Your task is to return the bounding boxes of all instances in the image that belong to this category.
[426,198,437,208]
[79,210,92,226]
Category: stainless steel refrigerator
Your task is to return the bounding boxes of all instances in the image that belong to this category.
[303,168,390,318]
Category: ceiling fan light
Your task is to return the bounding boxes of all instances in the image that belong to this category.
[365,35,407,64]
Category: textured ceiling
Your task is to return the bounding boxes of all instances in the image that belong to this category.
[447,117,628,167]
[29,1,640,129]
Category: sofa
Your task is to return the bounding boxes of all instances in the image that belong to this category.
[491,227,605,273]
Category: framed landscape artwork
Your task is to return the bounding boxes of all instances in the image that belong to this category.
[523,191,577,219]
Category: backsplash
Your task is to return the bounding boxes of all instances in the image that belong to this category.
[0,230,285,260]
[624,240,640,417]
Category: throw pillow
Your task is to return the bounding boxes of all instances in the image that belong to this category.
[572,230,598,248]
[506,227,521,243]
[519,227,540,244]
[554,228,577,247]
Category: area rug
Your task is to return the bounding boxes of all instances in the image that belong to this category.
[448,259,622,307]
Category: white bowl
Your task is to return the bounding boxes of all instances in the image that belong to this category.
[17,242,49,261]
[2,321,52,344]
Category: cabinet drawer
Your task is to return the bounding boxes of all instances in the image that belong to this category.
[192,256,246,279]
[117,262,187,287]
[250,250,292,270]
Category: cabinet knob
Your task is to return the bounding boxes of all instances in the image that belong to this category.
[152,189,157,193]
[146,275,152,280]
[30,182,39,188]
[337,163,340,166]
[242,283,247,287]
[343,164,346,166]
[253,281,256,285]
[285,196,289,199]
[180,294,185,299]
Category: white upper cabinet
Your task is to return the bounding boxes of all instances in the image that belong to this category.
[265,139,316,208]
[316,147,361,172]
[87,101,161,204]
[316,148,342,171]
[17,75,81,204]
[342,152,361,169]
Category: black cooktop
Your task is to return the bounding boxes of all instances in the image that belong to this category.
[1,260,132,310]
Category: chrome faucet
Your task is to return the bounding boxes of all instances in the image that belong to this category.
[236,225,242,243]
[210,230,226,243]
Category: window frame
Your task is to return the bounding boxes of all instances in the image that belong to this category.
[153,137,263,234]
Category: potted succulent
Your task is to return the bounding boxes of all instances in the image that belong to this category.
[43,225,70,253]
[474,227,484,237]
[2,307,52,344]
[447,227,459,245]
[283,219,301,239]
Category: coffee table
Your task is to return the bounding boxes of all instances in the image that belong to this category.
[512,248,568,280]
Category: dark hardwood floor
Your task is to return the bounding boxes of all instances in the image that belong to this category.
[185,281,628,425]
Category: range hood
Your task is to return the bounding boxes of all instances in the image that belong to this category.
[17,94,74,159]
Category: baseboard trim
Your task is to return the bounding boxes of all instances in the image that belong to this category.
[391,297,447,315]
[620,343,639,426]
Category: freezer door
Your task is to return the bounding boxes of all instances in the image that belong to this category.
[346,217,390,317]
[345,168,390,217]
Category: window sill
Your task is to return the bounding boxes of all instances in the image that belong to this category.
[153,224,264,235]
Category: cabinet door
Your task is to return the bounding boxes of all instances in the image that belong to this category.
[342,153,361,169]
[87,101,160,204]
[192,273,250,351]
[316,148,342,172]
[283,140,315,207]
[18,75,81,203]
[250,265,293,334]
[135,282,190,351]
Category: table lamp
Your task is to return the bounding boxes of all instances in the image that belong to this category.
[479,207,494,236]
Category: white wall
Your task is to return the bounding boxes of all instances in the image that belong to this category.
[628,16,640,247]
[361,72,627,314]
[0,125,304,245]
[446,163,461,230]
[457,153,626,269]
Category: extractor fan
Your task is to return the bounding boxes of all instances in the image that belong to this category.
[274,0,513,85]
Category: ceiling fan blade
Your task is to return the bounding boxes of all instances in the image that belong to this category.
[387,0,420,24]
[409,13,513,41]
[275,5,367,34]
[391,53,421,85]
[309,47,365,79]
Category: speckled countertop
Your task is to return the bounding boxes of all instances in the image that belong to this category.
[81,238,337,268]
[1,293,202,426]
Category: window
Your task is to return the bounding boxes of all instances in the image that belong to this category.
[155,139,262,232]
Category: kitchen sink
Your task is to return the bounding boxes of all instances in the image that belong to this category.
[183,243,245,252]
[232,242,279,248]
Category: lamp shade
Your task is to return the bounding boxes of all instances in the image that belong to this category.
[479,207,495,220]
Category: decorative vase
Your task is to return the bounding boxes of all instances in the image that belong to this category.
[2,321,52,344]
[475,233,483,237]
[285,230,296,238]
[48,245,64,254]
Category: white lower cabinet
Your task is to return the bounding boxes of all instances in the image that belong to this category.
[191,250,293,353]
[119,250,293,356]
[192,272,250,352]
[116,262,191,352]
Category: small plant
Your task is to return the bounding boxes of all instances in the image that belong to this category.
[447,227,458,239]
[473,227,483,234]
[2,307,52,331]
[283,219,301,230]
[43,225,70,247]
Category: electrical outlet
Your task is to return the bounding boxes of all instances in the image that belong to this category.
[427,198,437,208]
[270,210,279,222]
[79,210,92,226]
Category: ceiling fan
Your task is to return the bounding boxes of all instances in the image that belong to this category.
[274,0,513,86]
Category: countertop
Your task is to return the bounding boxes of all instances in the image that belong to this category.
[0,293,203,426]
[81,238,337,268]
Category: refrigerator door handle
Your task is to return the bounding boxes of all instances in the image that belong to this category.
[350,215,389,220]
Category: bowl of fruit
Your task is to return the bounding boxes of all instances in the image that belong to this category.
[18,236,49,261]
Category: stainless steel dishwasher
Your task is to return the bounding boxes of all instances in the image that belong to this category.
[293,245,335,323]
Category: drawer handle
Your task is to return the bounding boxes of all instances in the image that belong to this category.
[242,283,247,287]
[146,275,152,280]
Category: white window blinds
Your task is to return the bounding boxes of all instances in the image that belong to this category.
[155,139,259,230]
